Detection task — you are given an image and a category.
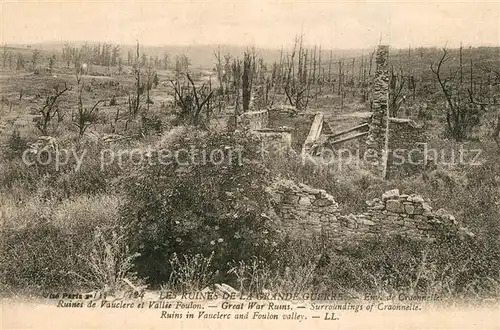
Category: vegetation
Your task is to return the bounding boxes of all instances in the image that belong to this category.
[0,39,498,303]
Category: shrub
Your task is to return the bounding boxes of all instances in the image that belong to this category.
[3,129,30,161]
[141,114,164,136]
[109,95,118,106]
[121,129,281,286]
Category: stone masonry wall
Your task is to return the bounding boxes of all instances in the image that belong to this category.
[269,109,316,153]
[366,45,390,178]
[237,110,269,131]
[237,110,294,154]
[253,128,293,155]
[267,180,340,240]
[269,180,473,246]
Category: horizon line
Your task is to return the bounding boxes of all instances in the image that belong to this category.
[3,40,500,51]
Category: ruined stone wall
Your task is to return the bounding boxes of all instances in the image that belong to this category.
[237,110,269,131]
[268,180,340,240]
[366,45,390,178]
[269,181,473,245]
[253,128,293,155]
[268,109,316,152]
[236,109,294,154]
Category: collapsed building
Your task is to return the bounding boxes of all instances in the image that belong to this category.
[235,45,469,243]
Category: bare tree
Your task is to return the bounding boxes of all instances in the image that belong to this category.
[231,58,242,113]
[170,72,214,128]
[327,50,332,82]
[48,54,56,74]
[213,46,225,95]
[338,59,345,111]
[36,83,70,135]
[131,41,143,118]
[144,59,156,113]
[74,74,105,138]
[283,35,315,110]
[16,52,25,70]
[174,54,191,78]
[163,52,170,70]
[31,49,41,71]
[431,47,484,140]
[389,66,406,117]
[242,50,254,112]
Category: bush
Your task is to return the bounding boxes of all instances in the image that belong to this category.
[121,129,282,286]
[141,114,164,136]
[109,95,118,106]
[2,129,30,161]
[3,140,124,200]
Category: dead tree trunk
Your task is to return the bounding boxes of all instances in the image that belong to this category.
[338,59,343,96]
[242,51,252,112]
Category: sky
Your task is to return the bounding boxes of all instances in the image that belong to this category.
[1,1,499,49]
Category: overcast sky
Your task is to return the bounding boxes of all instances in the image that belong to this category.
[1,1,499,49]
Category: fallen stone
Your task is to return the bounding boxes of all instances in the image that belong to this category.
[422,203,433,215]
[299,196,312,206]
[414,206,424,215]
[347,222,358,229]
[408,195,425,203]
[382,189,400,200]
[449,215,458,225]
[386,200,404,213]
[404,204,415,215]
[435,208,449,218]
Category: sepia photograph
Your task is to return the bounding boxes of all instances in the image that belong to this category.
[0,1,499,329]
